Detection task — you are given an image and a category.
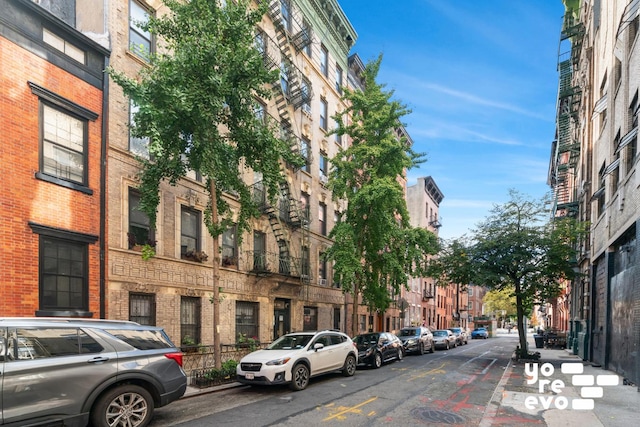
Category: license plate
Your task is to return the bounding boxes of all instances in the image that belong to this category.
[245,373,254,380]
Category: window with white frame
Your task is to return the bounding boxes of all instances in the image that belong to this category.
[320,44,328,76]
[129,0,152,61]
[180,206,201,258]
[41,103,87,185]
[129,100,150,159]
[320,98,328,130]
[335,64,343,93]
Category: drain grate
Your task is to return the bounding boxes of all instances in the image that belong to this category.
[410,407,466,424]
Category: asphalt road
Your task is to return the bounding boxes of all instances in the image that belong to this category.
[151,334,518,426]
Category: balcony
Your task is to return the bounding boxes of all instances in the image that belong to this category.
[422,290,434,301]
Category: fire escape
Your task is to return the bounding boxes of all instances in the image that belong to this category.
[551,10,584,219]
[249,0,313,285]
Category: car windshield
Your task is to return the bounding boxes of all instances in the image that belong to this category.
[433,330,448,337]
[353,334,379,345]
[267,334,313,350]
[399,329,418,337]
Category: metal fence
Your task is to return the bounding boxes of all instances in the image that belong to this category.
[182,343,269,386]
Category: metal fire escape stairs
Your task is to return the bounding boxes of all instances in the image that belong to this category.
[258,1,313,285]
[552,10,585,218]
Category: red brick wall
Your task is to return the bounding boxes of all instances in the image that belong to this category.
[0,36,104,317]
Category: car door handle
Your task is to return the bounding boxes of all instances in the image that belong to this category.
[88,356,110,363]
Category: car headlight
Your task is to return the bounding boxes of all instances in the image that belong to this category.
[266,357,291,366]
[407,339,416,344]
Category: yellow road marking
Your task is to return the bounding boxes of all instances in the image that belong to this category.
[408,362,447,381]
[323,396,378,422]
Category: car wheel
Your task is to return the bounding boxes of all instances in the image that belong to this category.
[373,351,383,368]
[396,348,403,362]
[290,363,310,391]
[342,354,357,377]
[429,341,435,353]
[445,342,450,350]
[419,342,424,355]
[90,384,153,427]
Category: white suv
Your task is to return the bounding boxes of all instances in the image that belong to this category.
[237,330,358,391]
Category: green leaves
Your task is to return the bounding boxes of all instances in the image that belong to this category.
[108,0,289,240]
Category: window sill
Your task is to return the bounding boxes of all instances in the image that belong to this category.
[36,172,93,195]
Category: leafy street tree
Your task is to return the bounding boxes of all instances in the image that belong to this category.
[109,0,303,367]
[325,55,439,336]
[430,190,583,358]
[483,288,517,324]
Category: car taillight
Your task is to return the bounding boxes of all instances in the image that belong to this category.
[165,352,183,367]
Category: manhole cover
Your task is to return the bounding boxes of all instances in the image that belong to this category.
[410,407,466,424]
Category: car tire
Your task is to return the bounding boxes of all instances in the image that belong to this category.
[445,342,450,350]
[373,351,383,368]
[429,341,435,353]
[342,354,357,377]
[90,384,153,427]
[419,343,424,355]
[396,348,403,362]
[290,363,310,391]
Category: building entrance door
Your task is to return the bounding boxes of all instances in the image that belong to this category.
[274,298,290,340]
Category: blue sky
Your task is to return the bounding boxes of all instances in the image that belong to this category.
[338,1,566,240]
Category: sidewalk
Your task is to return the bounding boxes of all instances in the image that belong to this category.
[482,333,640,427]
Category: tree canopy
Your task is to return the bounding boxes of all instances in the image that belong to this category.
[429,190,584,357]
[109,0,301,240]
[324,55,439,335]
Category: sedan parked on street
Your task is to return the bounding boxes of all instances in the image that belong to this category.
[353,332,403,368]
[432,329,457,350]
[471,327,489,339]
[236,330,358,391]
[448,327,468,346]
[397,326,434,355]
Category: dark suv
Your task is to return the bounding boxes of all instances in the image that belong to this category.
[0,317,187,427]
[398,326,435,355]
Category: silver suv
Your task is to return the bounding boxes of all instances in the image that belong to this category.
[0,317,187,427]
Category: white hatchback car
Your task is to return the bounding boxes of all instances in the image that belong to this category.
[236,330,358,390]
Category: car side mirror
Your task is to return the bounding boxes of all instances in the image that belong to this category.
[313,343,324,351]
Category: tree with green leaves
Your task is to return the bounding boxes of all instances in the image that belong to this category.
[431,190,584,358]
[109,0,302,367]
[483,288,517,323]
[324,55,439,336]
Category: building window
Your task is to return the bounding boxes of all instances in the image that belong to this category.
[320,44,328,76]
[221,225,237,267]
[43,28,85,64]
[319,202,327,235]
[280,61,289,95]
[319,252,327,283]
[300,192,310,224]
[335,64,343,94]
[334,118,342,146]
[129,293,155,325]
[129,100,150,159]
[301,80,311,113]
[359,315,366,332]
[301,138,311,173]
[319,154,329,184]
[280,0,291,32]
[180,206,201,259]
[40,236,87,313]
[253,231,267,270]
[301,246,310,280]
[320,98,328,130]
[180,296,201,346]
[41,103,87,185]
[333,307,341,330]
[129,0,152,60]
[303,306,318,331]
[236,301,259,341]
[128,188,155,248]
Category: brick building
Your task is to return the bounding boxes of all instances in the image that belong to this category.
[0,0,109,318]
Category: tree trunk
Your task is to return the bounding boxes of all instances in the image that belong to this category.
[211,180,221,369]
[515,284,528,358]
[351,281,360,337]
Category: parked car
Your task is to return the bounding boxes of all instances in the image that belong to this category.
[471,327,489,339]
[448,327,468,345]
[236,330,357,391]
[0,317,187,427]
[352,332,403,368]
[397,326,434,355]
[432,329,457,350]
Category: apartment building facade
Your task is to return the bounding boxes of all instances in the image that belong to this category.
[105,0,357,347]
[549,0,639,386]
[0,0,109,318]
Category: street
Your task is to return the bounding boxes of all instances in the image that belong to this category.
[151,334,517,426]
